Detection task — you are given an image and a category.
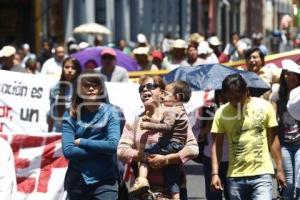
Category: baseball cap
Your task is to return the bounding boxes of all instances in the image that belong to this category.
[101,48,117,57]
[137,33,147,44]
[281,59,300,74]
[151,50,163,60]
[22,43,30,50]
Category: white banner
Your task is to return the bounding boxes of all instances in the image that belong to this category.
[0,70,212,200]
[0,71,54,133]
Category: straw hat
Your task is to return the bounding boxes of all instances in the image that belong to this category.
[281,59,300,74]
[172,39,186,49]
[0,46,16,57]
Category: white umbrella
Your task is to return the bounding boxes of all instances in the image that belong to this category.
[73,22,111,35]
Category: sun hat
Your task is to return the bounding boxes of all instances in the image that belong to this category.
[197,41,213,55]
[281,59,300,74]
[189,33,204,43]
[172,39,186,49]
[0,46,16,57]
[207,36,222,46]
[133,47,149,55]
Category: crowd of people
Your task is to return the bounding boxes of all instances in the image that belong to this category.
[0,31,281,76]
[0,31,300,200]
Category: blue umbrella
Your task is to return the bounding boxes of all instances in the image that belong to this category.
[164,64,270,97]
[71,46,139,71]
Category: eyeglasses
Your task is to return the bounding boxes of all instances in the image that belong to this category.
[139,83,158,93]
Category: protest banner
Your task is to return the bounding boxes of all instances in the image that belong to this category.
[0,71,55,133]
[0,70,68,199]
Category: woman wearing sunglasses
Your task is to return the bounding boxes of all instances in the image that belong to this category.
[118,75,198,199]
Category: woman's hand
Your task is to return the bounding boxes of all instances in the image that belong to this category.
[74,138,81,146]
[125,123,133,132]
[147,154,166,169]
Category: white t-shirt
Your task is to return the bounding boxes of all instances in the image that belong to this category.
[41,57,63,80]
[287,86,300,121]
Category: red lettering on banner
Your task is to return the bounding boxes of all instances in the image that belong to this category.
[11,135,43,193]
[37,136,68,193]
[0,105,12,117]
[0,106,12,132]
[17,177,36,194]
[8,135,68,193]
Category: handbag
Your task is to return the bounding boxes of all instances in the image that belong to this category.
[116,157,129,200]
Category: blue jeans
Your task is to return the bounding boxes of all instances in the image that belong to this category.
[281,144,300,199]
[227,174,273,200]
[145,140,184,194]
[296,188,300,200]
[64,168,118,200]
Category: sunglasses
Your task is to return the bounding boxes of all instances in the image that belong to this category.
[139,83,158,93]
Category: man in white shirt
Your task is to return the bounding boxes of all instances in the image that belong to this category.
[41,45,65,79]
[0,137,17,200]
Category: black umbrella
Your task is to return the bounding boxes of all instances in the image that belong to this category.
[164,64,270,97]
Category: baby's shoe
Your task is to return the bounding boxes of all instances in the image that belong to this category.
[129,177,150,197]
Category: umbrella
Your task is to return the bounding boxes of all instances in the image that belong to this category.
[164,63,270,97]
[73,23,111,35]
[71,47,139,71]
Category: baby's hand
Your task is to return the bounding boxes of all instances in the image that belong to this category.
[142,115,151,122]
[140,122,147,130]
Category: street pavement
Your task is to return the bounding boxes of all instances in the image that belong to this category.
[184,160,279,200]
[184,161,206,199]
